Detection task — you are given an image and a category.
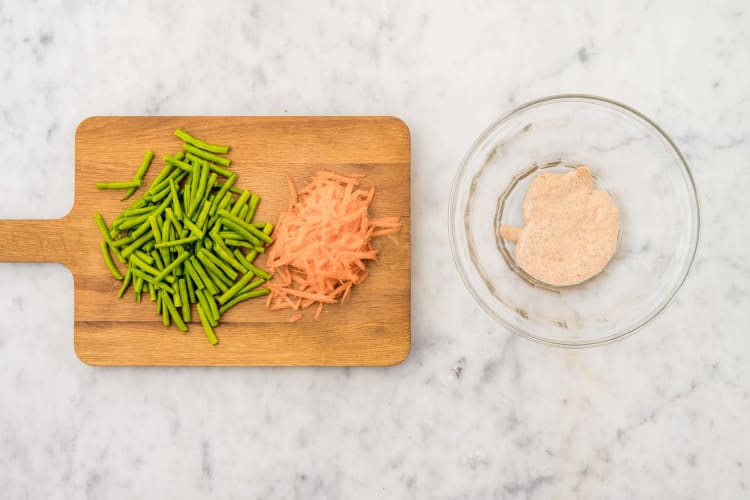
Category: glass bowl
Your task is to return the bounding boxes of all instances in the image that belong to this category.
[449,95,700,347]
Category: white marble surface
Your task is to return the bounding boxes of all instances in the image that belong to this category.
[1,1,749,498]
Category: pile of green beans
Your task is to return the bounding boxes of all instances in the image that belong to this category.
[94,129,273,345]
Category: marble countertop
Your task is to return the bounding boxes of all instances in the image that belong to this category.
[2,1,749,498]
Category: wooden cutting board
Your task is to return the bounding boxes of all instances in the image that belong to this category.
[0,116,410,366]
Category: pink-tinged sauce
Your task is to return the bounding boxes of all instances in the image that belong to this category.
[500,166,619,287]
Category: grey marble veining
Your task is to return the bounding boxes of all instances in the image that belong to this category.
[1,1,749,499]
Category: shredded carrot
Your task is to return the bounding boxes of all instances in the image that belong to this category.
[266,171,400,321]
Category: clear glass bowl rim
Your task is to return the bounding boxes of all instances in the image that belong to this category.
[448,94,701,348]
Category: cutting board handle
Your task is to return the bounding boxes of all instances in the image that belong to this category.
[0,218,70,264]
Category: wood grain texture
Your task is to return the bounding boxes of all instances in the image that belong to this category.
[0,116,410,366]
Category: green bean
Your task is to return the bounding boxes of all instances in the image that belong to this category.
[245,249,259,264]
[169,179,183,218]
[154,251,189,283]
[190,257,219,295]
[198,261,231,293]
[189,162,210,216]
[100,241,124,280]
[122,150,154,200]
[219,230,243,240]
[134,273,144,294]
[132,269,175,293]
[195,199,212,233]
[149,183,172,203]
[215,245,246,274]
[209,176,235,217]
[246,223,273,244]
[230,190,250,216]
[94,213,113,244]
[184,259,205,290]
[203,290,220,324]
[149,282,157,302]
[195,288,218,326]
[133,250,154,265]
[154,235,200,249]
[130,254,161,277]
[182,143,231,166]
[247,194,260,222]
[129,218,152,240]
[181,216,204,238]
[218,270,260,304]
[219,288,269,315]
[122,206,154,217]
[218,215,261,246]
[239,278,265,296]
[96,179,141,190]
[206,162,233,179]
[175,128,230,154]
[111,236,133,248]
[238,204,249,221]
[223,238,253,249]
[201,248,238,281]
[165,155,194,173]
[151,250,165,271]
[244,260,272,280]
[185,272,197,304]
[196,303,218,345]
[178,279,190,323]
[162,292,170,326]
[117,267,133,298]
[121,231,155,258]
[147,163,174,193]
[172,285,182,307]
[263,222,273,235]
[118,214,150,230]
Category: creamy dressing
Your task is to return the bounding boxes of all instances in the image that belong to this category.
[500,166,619,287]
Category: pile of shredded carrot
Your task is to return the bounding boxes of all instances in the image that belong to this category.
[265,171,401,322]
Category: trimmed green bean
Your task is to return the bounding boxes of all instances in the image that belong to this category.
[121,231,155,258]
[175,128,230,154]
[218,270,259,304]
[230,190,250,216]
[190,257,219,295]
[178,279,190,323]
[96,180,141,190]
[185,272,197,304]
[211,173,237,215]
[201,249,238,281]
[182,143,231,166]
[133,250,154,265]
[218,215,261,246]
[244,260,272,280]
[118,266,133,298]
[246,194,260,222]
[131,269,175,294]
[196,303,218,345]
[94,213,113,244]
[154,235,200,249]
[183,259,205,290]
[154,251,189,283]
[181,216,204,238]
[219,288,269,315]
[215,245,246,274]
[122,150,154,200]
[100,241,124,280]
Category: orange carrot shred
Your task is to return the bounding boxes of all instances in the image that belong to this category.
[265,171,400,321]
